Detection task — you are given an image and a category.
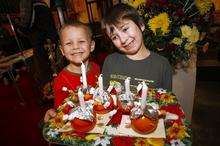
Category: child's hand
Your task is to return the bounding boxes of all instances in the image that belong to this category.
[44,108,56,123]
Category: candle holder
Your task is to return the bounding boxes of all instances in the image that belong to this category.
[81,86,94,101]
[117,93,134,115]
[93,89,114,114]
[130,105,159,134]
[107,81,122,95]
[68,98,96,133]
[69,88,96,133]
[74,85,95,102]
[71,114,96,133]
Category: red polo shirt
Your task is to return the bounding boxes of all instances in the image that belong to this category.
[53,62,100,108]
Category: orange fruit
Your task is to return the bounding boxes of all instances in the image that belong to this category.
[71,117,96,133]
[131,115,158,134]
[93,95,114,114]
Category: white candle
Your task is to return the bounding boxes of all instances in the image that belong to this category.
[141,81,148,110]
[98,74,104,92]
[81,61,87,89]
[78,88,86,112]
[125,77,131,99]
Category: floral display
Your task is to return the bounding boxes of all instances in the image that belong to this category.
[124,0,214,68]
[43,87,191,146]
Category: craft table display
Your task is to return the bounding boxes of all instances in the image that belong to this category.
[43,82,191,146]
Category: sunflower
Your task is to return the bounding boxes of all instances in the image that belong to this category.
[148,12,170,35]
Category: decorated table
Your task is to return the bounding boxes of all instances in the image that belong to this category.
[43,78,191,146]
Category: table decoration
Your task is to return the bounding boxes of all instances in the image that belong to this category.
[129,82,159,134]
[118,77,134,114]
[93,76,115,114]
[107,81,122,95]
[43,86,191,146]
[60,88,96,133]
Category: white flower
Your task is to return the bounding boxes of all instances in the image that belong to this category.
[105,126,118,135]
[62,114,69,121]
[165,112,179,121]
[47,129,59,138]
[157,88,167,94]
[62,86,68,92]
[170,139,185,146]
[94,136,111,146]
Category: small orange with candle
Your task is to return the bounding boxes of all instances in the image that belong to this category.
[130,82,159,134]
[71,88,96,133]
[93,74,115,114]
[118,77,134,114]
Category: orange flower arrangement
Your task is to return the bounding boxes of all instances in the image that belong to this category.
[166,123,190,140]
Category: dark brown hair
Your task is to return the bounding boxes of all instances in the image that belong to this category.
[102,3,144,33]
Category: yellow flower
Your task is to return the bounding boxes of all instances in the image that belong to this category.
[49,112,65,128]
[184,42,196,51]
[135,138,150,146]
[195,0,213,15]
[85,134,98,141]
[160,93,175,104]
[148,88,157,97]
[171,37,182,45]
[167,123,190,140]
[148,13,170,35]
[181,25,199,45]
[146,138,164,146]
[126,0,146,9]
[180,25,192,39]
[60,133,72,141]
[188,26,199,43]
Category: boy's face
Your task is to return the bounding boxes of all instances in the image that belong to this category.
[105,19,145,55]
[60,26,95,65]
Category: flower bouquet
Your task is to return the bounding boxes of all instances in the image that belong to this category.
[124,0,214,68]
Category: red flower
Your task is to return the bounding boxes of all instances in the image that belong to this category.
[112,136,134,146]
[160,104,185,118]
[166,117,183,126]
[160,104,185,125]
[62,104,72,114]
[107,109,123,126]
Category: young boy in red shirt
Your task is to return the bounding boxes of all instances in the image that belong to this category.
[44,21,100,121]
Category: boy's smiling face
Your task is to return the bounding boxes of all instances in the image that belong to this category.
[106,19,145,56]
[60,26,95,65]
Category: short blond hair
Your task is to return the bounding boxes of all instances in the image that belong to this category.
[59,20,93,41]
